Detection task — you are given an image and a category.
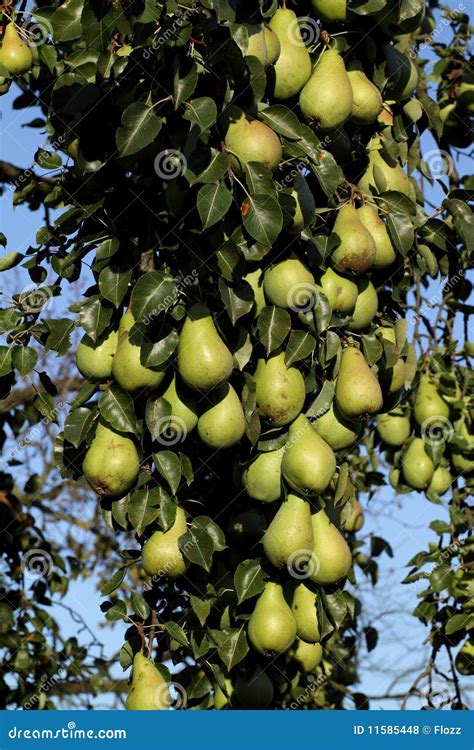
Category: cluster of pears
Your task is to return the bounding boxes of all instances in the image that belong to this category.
[330,200,397,277]
[438,77,474,149]
[0,21,33,76]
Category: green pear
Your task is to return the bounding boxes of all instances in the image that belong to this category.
[451,448,474,474]
[299,49,353,129]
[263,258,316,309]
[254,349,306,426]
[214,678,234,709]
[347,63,383,124]
[428,467,452,496]
[344,497,364,532]
[288,175,315,233]
[161,375,198,434]
[245,24,268,64]
[263,494,313,568]
[222,106,282,171]
[320,267,358,314]
[242,448,284,503]
[197,383,246,449]
[112,310,165,391]
[0,22,33,75]
[142,506,187,578]
[178,304,233,391]
[414,376,450,426]
[347,278,378,332]
[402,437,434,489]
[357,204,396,269]
[263,26,281,64]
[376,327,406,394]
[235,671,273,708]
[282,415,336,494]
[377,410,411,446]
[293,640,323,672]
[308,509,352,585]
[117,44,133,57]
[248,582,297,655]
[244,268,266,315]
[331,204,376,276]
[357,136,415,199]
[335,347,383,419]
[269,8,312,100]
[83,422,140,496]
[291,583,320,643]
[311,402,362,451]
[76,329,118,381]
[126,653,170,710]
[384,45,418,101]
[311,0,347,21]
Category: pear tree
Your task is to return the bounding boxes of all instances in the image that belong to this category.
[0,0,472,711]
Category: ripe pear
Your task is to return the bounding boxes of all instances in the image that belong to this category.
[245,24,268,64]
[331,204,376,276]
[263,26,281,64]
[0,22,33,75]
[178,304,233,391]
[214,678,234,709]
[308,509,352,585]
[451,448,474,474]
[291,583,320,643]
[242,448,284,503]
[428,467,452,496]
[248,582,297,655]
[347,278,378,332]
[311,402,362,451]
[288,176,315,233]
[142,506,187,578]
[347,63,383,124]
[384,46,418,101]
[254,350,305,426]
[281,415,336,494]
[222,106,282,171]
[197,383,245,449]
[299,49,353,129]
[263,259,316,309]
[126,653,170,710]
[293,640,323,672]
[357,204,396,269]
[268,8,311,100]
[83,422,140,496]
[320,268,358,314]
[376,327,406,394]
[235,671,273,708]
[244,268,266,315]
[263,494,313,568]
[335,347,383,419]
[414,376,450,426]
[76,329,118,381]
[311,0,347,22]
[377,410,411,446]
[402,438,434,490]
[112,310,165,391]
[344,497,364,532]
[357,137,415,199]
[161,375,198,434]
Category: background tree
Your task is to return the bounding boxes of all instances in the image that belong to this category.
[0,0,472,710]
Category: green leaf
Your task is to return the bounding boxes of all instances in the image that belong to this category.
[104,600,127,622]
[99,266,132,308]
[259,105,303,139]
[99,387,138,434]
[0,346,13,377]
[64,407,95,449]
[257,306,291,355]
[78,299,112,342]
[183,97,217,134]
[12,346,38,376]
[179,524,214,571]
[242,193,283,245]
[128,486,163,536]
[145,396,171,441]
[234,559,266,604]
[218,278,253,325]
[193,516,226,552]
[445,613,473,635]
[191,150,230,184]
[51,0,83,41]
[306,381,335,419]
[285,330,316,366]
[310,150,341,197]
[130,592,150,620]
[174,60,198,108]
[197,183,233,230]
[116,102,162,157]
[190,596,212,627]
[164,621,189,647]
[387,212,415,256]
[153,451,182,495]
[131,272,177,321]
[100,568,126,596]
[207,628,248,671]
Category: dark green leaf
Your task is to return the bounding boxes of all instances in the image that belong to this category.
[234,559,266,604]
[131,273,177,321]
[64,407,95,449]
[99,266,132,308]
[197,183,233,230]
[116,102,162,157]
[99,387,138,434]
[12,346,38,376]
[242,193,283,245]
[153,451,182,495]
[257,306,291,355]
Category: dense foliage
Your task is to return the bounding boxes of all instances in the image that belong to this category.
[0,0,472,710]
